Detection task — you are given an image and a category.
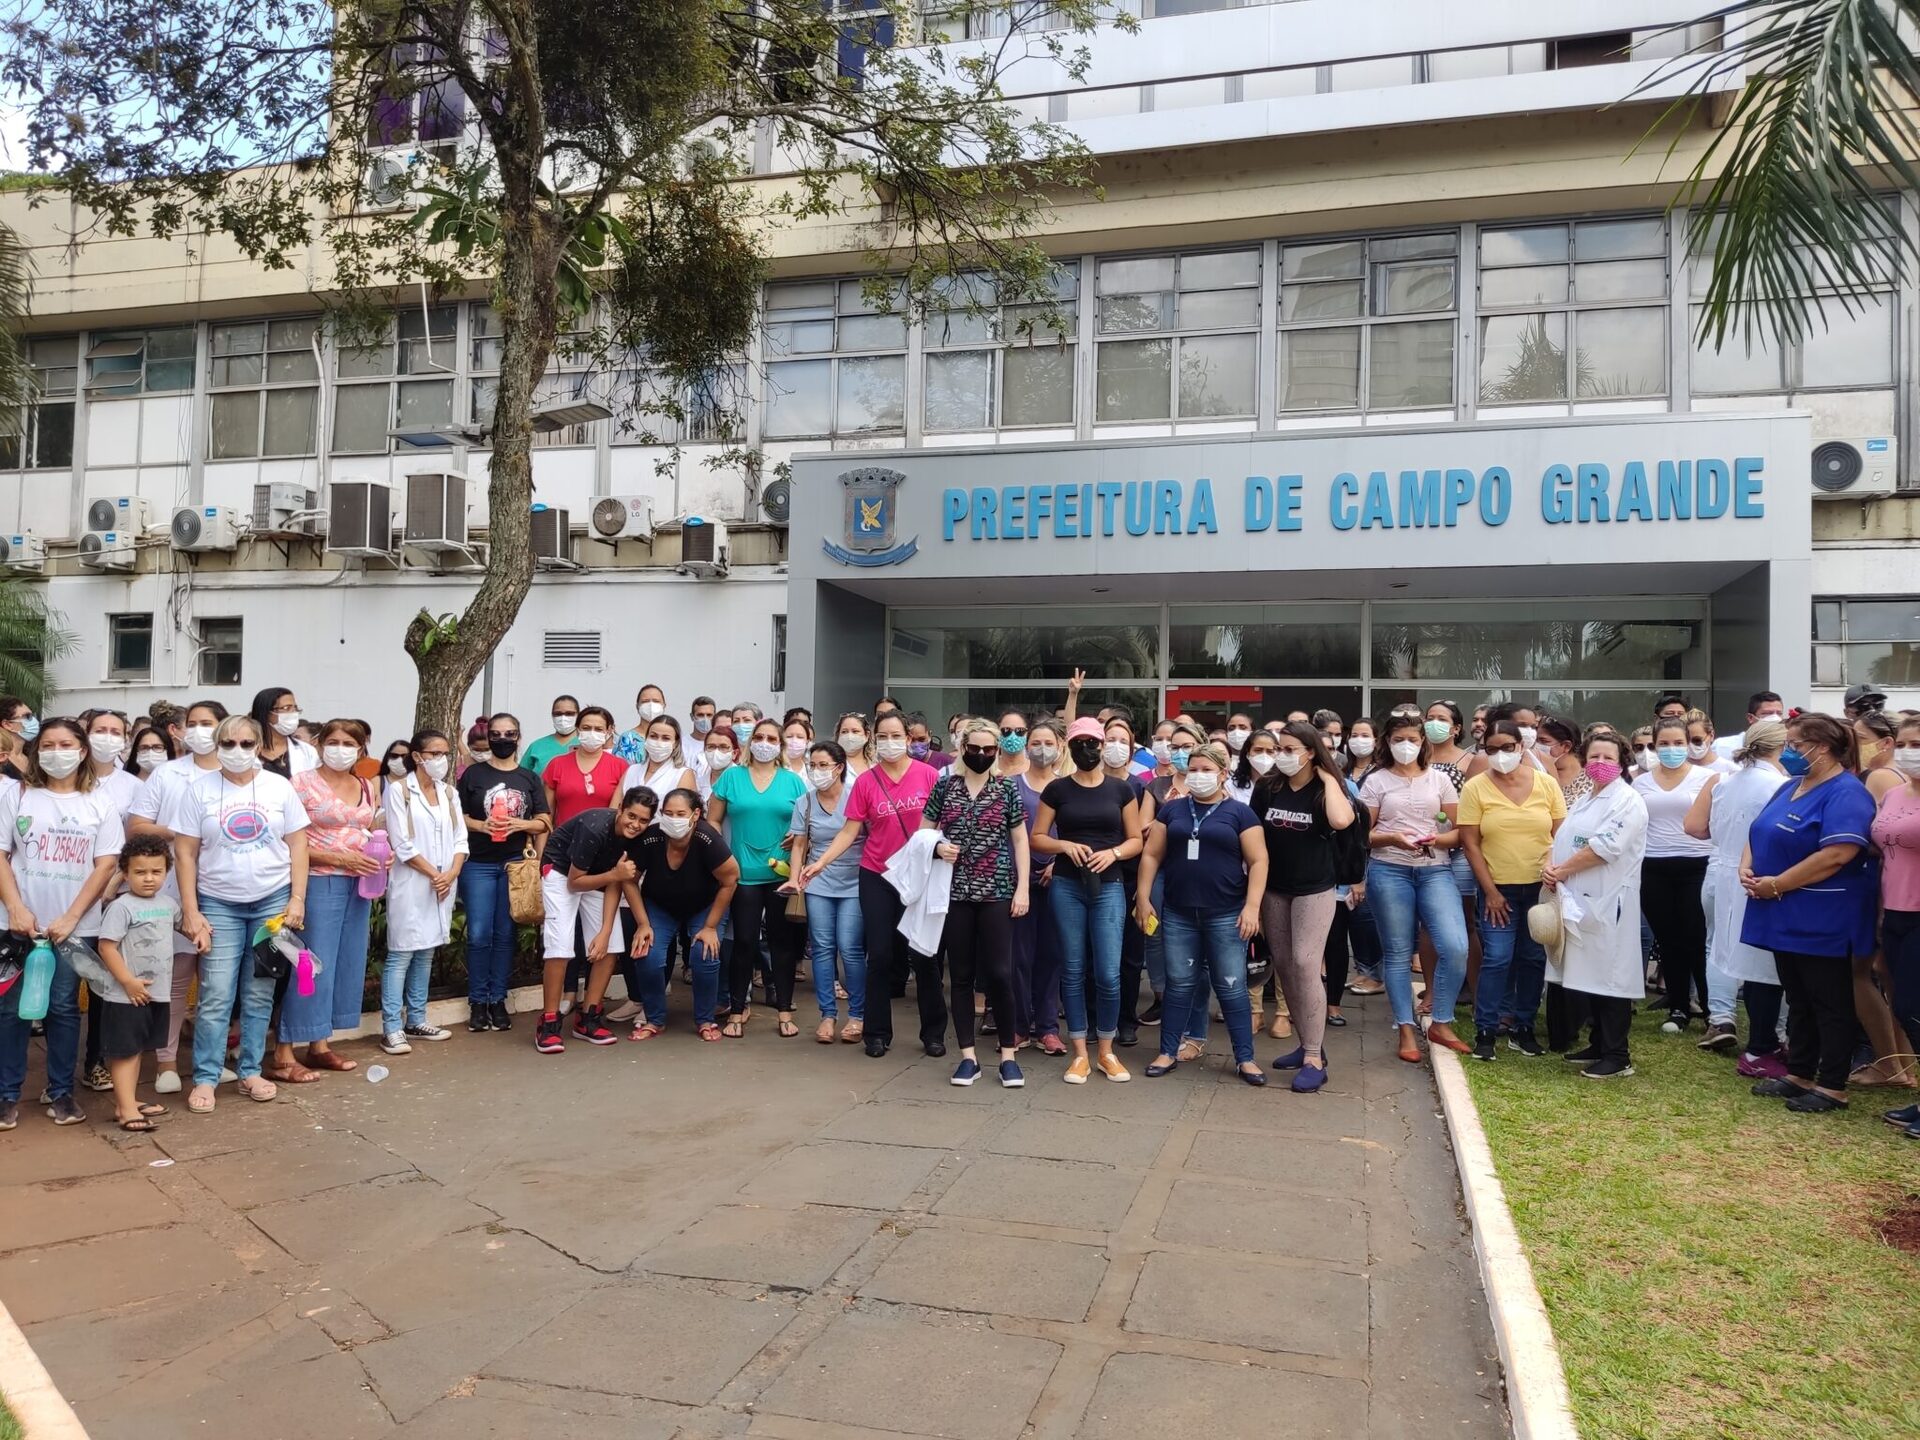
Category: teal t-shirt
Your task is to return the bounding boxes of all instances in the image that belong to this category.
[521,732,577,775]
[712,764,807,885]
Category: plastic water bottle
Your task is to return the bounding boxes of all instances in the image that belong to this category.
[295,949,318,998]
[359,831,392,900]
[17,937,55,1022]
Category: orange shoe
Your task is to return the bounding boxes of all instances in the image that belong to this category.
[1063,1055,1092,1084]
[1096,1052,1131,1083]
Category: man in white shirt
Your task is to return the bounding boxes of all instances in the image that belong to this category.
[1713,689,1786,760]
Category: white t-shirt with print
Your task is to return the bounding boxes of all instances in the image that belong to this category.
[0,785,127,936]
[160,767,311,903]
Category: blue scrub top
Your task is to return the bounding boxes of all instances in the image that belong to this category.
[1738,771,1878,959]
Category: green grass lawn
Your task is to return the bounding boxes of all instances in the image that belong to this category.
[1461,1009,1920,1440]
[0,1390,20,1440]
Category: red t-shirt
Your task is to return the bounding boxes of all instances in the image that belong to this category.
[542,750,627,826]
[845,760,938,873]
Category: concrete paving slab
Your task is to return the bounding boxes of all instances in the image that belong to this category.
[188,1125,416,1209]
[861,1226,1108,1322]
[985,1110,1170,1168]
[759,1308,1061,1440]
[345,1225,590,1336]
[0,1122,132,1187]
[356,1291,584,1422]
[1123,1249,1367,1361]
[1076,1349,1368,1438]
[0,1170,178,1252]
[86,1347,399,1440]
[245,1171,495,1267]
[1181,1127,1367,1193]
[819,1100,995,1150]
[0,1223,248,1324]
[737,1140,944,1210]
[641,1204,878,1291]
[1200,1081,1368,1138]
[24,1276,288,1404]
[1152,1177,1367,1265]
[397,1391,684,1439]
[933,1153,1142,1232]
[1022,1071,1193,1121]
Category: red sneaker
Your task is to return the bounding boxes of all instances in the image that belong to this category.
[534,1013,565,1054]
[571,1005,617,1046]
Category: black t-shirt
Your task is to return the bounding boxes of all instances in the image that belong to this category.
[457,763,550,864]
[629,822,734,922]
[1255,774,1337,896]
[545,808,622,877]
[1040,774,1136,885]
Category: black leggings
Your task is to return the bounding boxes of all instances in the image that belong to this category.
[859,867,947,1046]
[1641,856,1709,1016]
[727,882,802,1015]
[1882,909,1920,1054]
[1774,949,1858,1091]
[946,899,1015,1051]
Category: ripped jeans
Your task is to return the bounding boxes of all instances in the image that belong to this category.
[1158,905,1255,1066]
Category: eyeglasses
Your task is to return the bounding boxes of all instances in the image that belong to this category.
[488,730,519,741]
[219,740,259,752]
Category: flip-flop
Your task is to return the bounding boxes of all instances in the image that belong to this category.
[137,1102,168,1118]
[778,1019,800,1038]
[117,1117,157,1133]
[628,1023,664,1042]
[697,1023,723,1043]
[187,1086,217,1114]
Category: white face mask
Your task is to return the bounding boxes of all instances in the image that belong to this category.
[1248,752,1277,775]
[1225,728,1250,751]
[838,732,865,751]
[272,711,301,736]
[469,747,491,764]
[1274,750,1305,776]
[420,755,450,782]
[576,729,608,752]
[388,757,408,777]
[217,743,258,774]
[1151,738,1172,764]
[1489,749,1524,775]
[184,724,216,756]
[1186,770,1221,798]
[785,736,808,758]
[644,737,675,763]
[876,737,908,762]
[552,714,577,736]
[36,748,83,779]
[89,734,125,763]
[638,701,664,724]
[705,749,733,772]
[1893,746,1920,774]
[1347,736,1375,759]
[750,740,781,764]
[1102,741,1130,768]
[322,744,358,772]
[136,748,167,772]
[1687,741,1711,761]
[1028,745,1059,767]
[658,815,692,840]
[1390,739,1421,766]
[1517,726,1538,750]
[1634,747,1655,767]
[808,766,837,791]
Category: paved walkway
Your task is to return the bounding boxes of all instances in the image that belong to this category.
[0,991,1506,1439]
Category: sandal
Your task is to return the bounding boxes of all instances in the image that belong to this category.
[236,1076,278,1103]
[1176,1038,1205,1064]
[302,1048,358,1072]
[697,1023,723,1042]
[722,1019,745,1039]
[815,1018,836,1044]
[117,1116,157,1133]
[628,1022,665,1042]
[137,1102,168,1119]
[778,1017,800,1038]
[840,1019,864,1044]
[187,1084,217,1114]
[261,1064,321,1085]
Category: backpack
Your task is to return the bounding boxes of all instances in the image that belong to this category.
[1332,788,1371,887]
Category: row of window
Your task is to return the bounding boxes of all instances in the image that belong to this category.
[2,213,1903,467]
[107,614,242,686]
[1812,596,1920,690]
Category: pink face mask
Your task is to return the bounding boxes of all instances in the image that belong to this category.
[1584,760,1622,789]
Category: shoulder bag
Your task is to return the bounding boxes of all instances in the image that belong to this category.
[784,792,811,922]
[505,836,544,924]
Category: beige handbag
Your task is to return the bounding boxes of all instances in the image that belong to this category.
[505,838,544,925]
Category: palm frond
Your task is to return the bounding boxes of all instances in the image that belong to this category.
[0,576,74,710]
[0,222,32,435]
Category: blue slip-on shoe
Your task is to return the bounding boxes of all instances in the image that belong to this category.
[950,1058,981,1087]
[1290,1062,1329,1094]
[998,1059,1025,1089]
[1271,1046,1307,1070]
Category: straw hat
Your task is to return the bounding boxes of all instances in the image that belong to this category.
[1527,892,1564,966]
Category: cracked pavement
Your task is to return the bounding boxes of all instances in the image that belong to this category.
[0,991,1507,1439]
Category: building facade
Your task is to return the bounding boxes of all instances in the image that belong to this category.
[3,0,1915,741]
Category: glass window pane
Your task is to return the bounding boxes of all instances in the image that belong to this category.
[763,359,831,437]
[1177,333,1256,417]
[397,379,452,428]
[1812,643,1844,687]
[1064,86,1139,120]
[1281,281,1362,322]
[1329,55,1415,90]
[1099,257,1175,294]
[1575,217,1665,260]
[1373,233,1458,263]
[766,319,835,356]
[1169,604,1363,680]
[1002,344,1074,427]
[839,278,906,315]
[924,350,994,432]
[1481,265,1569,308]
[1280,327,1360,411]
[1098,293,1171,334]
[211,322,264,357]
[262,388,317,456]
[146,327,195,360]
[1839,641,1920,687]
[835,354,905,432]
[1177,288,1259,330]
[268,317,317,351]
[331,385,391,451]
[267,349,319,383]
[767,280,835,313]
[1371,598,1707,682]
[1800,293,1894,386]
[1574,307,1665,397]
[1283,241,1364,282]
[1840,599,1920,641]
[1095,338,1172,421]
[208,391,260,460]
[32,404,73,467]
[1369,320,1454,409]
[335,340,392,378]
[1375,260,1455,315]
[926,306,995,347]
[1574,258,1666,302]
[1153,77,1227,110]
[1428,47,1513,82]
[146,359,193,393]
[1180,249,1259,290]
[1482,225,1569,267]
[888,606,1160,681]
[1004,301,1074,341]
[1242,65,1316,100]
[1812,600,1842,642]
[1480,313,1568,403]
[837,313,906,350]
[211,354,263,387]
[1689,307,1784,393]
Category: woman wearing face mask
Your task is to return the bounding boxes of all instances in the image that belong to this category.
[700,725,738,801]
[612,685,669,767]
[786,741,866,1044]
[1871,715,1920,1123]
[781,716,814,775]
[127,724,174,779]
[1311,710,1348,772]
[1682,718,1789,1066]
[834,713,873,780]
[1223,713,1255,762]
[1140,722,1211,1053]
[1137,741,1267,1086]
[457,714,550,1033]
[730,704,761,750]
[1230,727,1280,807]
[0,718,126,1127]
[1464,703,1545,782]
[1148,719,1178,782]
[804,710,941,1057]
[1627,725,1657,780]
[1855,711,1900,801]
[542,706,625,828]
[1684,710,1737,779]
[380,740,412,786]
[460,720,491,778]
[1537,716,1589,808]
[1010,718,1069,1054]
[1632,717,1715,1034]
[378,729,464,1055]
[84,710,142,816]
[250,688,317,778]
[707,719,807,1038]
[1343,719,1380,787]
[164,715,309,1113]
[623,789,740,1041]
[1361,715,1466,1063]
[1846,708,1911,1088]
[1739,714,1877,1113]
[522,695,581,776]
[621,715,698,801]
[905,714,948,770]
[1031,717,1145,1083]
[1100,716,1154,1046]
[278,719,383,1081]
[1425,702,1471,781]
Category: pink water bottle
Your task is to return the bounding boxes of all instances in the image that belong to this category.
[359,831,391,899]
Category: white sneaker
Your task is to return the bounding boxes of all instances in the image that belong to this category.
[604,999,642,1024]
[402,1024,450,1042]
[218,1066,238,1082]
[153,1070,182,1095]
[380,1032,413,1055]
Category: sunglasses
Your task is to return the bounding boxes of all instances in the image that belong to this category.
[963,745,998,758]
[219,739,259,752]
[488,730,519,741]
[1000,726,1027,737]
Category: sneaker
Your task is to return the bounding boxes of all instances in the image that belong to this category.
[46,1094,85,1125]
[0,1102,15,1130]
[1116,1024,1138,1049]
[1660,1011,1688,1034]
[84,1063,113,1092]
[604,999,643,1025]
[380,1032,413,1056]
[36,1088,49,1106]
[1581,1059,1635,1079]
[998,1060,1025,1088]
[572,1006,617,1046]
[218,1067,238,1083]
[1063,1055,1091,1085]
[1096,1052,1131,1082]
[1038,1034,1069,1057]
[534,1014,566,1054]
[153,1070,182,1095]
[1737,1050,1789,1080]
[1139,998,1163,1026]
[489,1002,513,1031]
[950,1058,981,1087]
[404,1023,451,1042]
[1698,1022,1739,1052]
[1751,1077,1805,1098]
[1563,1045,1601,1063]
[468,1005,491,1033]
[1507,1028,1544,1057]
[1783,1090,1848,1114]
[981,1012,997,1034]
[1882,1102,1920,1129]
[1471,1032,1498,1062]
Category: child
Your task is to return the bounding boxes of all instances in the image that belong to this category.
[90,835,197,1132]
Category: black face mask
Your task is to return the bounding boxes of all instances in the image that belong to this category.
[488,738,517,760]
[962,750,994,774]
[1069,740,1102,772]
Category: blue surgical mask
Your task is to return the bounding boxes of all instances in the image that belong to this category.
[1657,745,1688,770]
[998,732,1027,756]
[908,740,931,760]
[16,715,38,742]
[1170,748,1191,774]
[731,722,753,745]
[1780,745,1811,777]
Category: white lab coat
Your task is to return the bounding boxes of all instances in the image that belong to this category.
[1546,782,1649,999]
[1703,762,1789,986]
[884,828,953,958]
[383,774,469,951]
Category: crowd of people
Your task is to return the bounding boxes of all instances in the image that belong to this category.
[0,678,1915,1136]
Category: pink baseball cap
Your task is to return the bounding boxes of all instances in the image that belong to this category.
[1067,717,1105,742]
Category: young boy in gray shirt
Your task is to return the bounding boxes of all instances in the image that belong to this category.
[87,835,194,1131]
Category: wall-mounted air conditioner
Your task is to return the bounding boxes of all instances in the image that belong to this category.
[78,532,136,572]
[86,496,152,535]
[678,517,730,579]
[588,494,655,543]
[0,535,45,572]
[758,476,791,526]
[253,483,321,534]
[404,471,469,552]
[531,507,572,566]
[1811,437,1899,501]
[171,506,239,552]
[325,479,394,557]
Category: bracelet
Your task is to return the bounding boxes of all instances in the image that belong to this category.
[1767,878,1782,899]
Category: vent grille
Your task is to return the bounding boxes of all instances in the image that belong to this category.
[542,630,602,669]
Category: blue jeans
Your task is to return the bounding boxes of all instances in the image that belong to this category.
[1368,861,1468,1029]
[806,893,866,1020]
[638,902,719,1028]
[280,874,371,1043]
[459,863,515,1004]
[40,952,82,1100]
[0,972,30,1103]
[1013,876,1061,1038]
[1160,906,1255,1065]
[1480,881,1547,1036]
[1141,870,1167,994]
[1052,873,1125,1041]
[194,887,290,1086]
[381,948,435,1033]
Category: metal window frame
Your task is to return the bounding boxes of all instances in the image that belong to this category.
[206,316,324,460]
[196,616,244,687]
[1091,244,1264,424]
[106,612,154,682]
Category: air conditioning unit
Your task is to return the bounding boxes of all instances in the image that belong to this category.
[0,535,45,572]
[1811,437,1899,500]
[758,476,792,526]
[86,496,152,535]
[171,505,239,552]
[678,517,730,579]
[364,152,412,208]
[588,494,655,543]
[325,479,394,557]
[77,531,136,572]
[403,471,469,552]
[252,482,320,534]
[531,507,572,566]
